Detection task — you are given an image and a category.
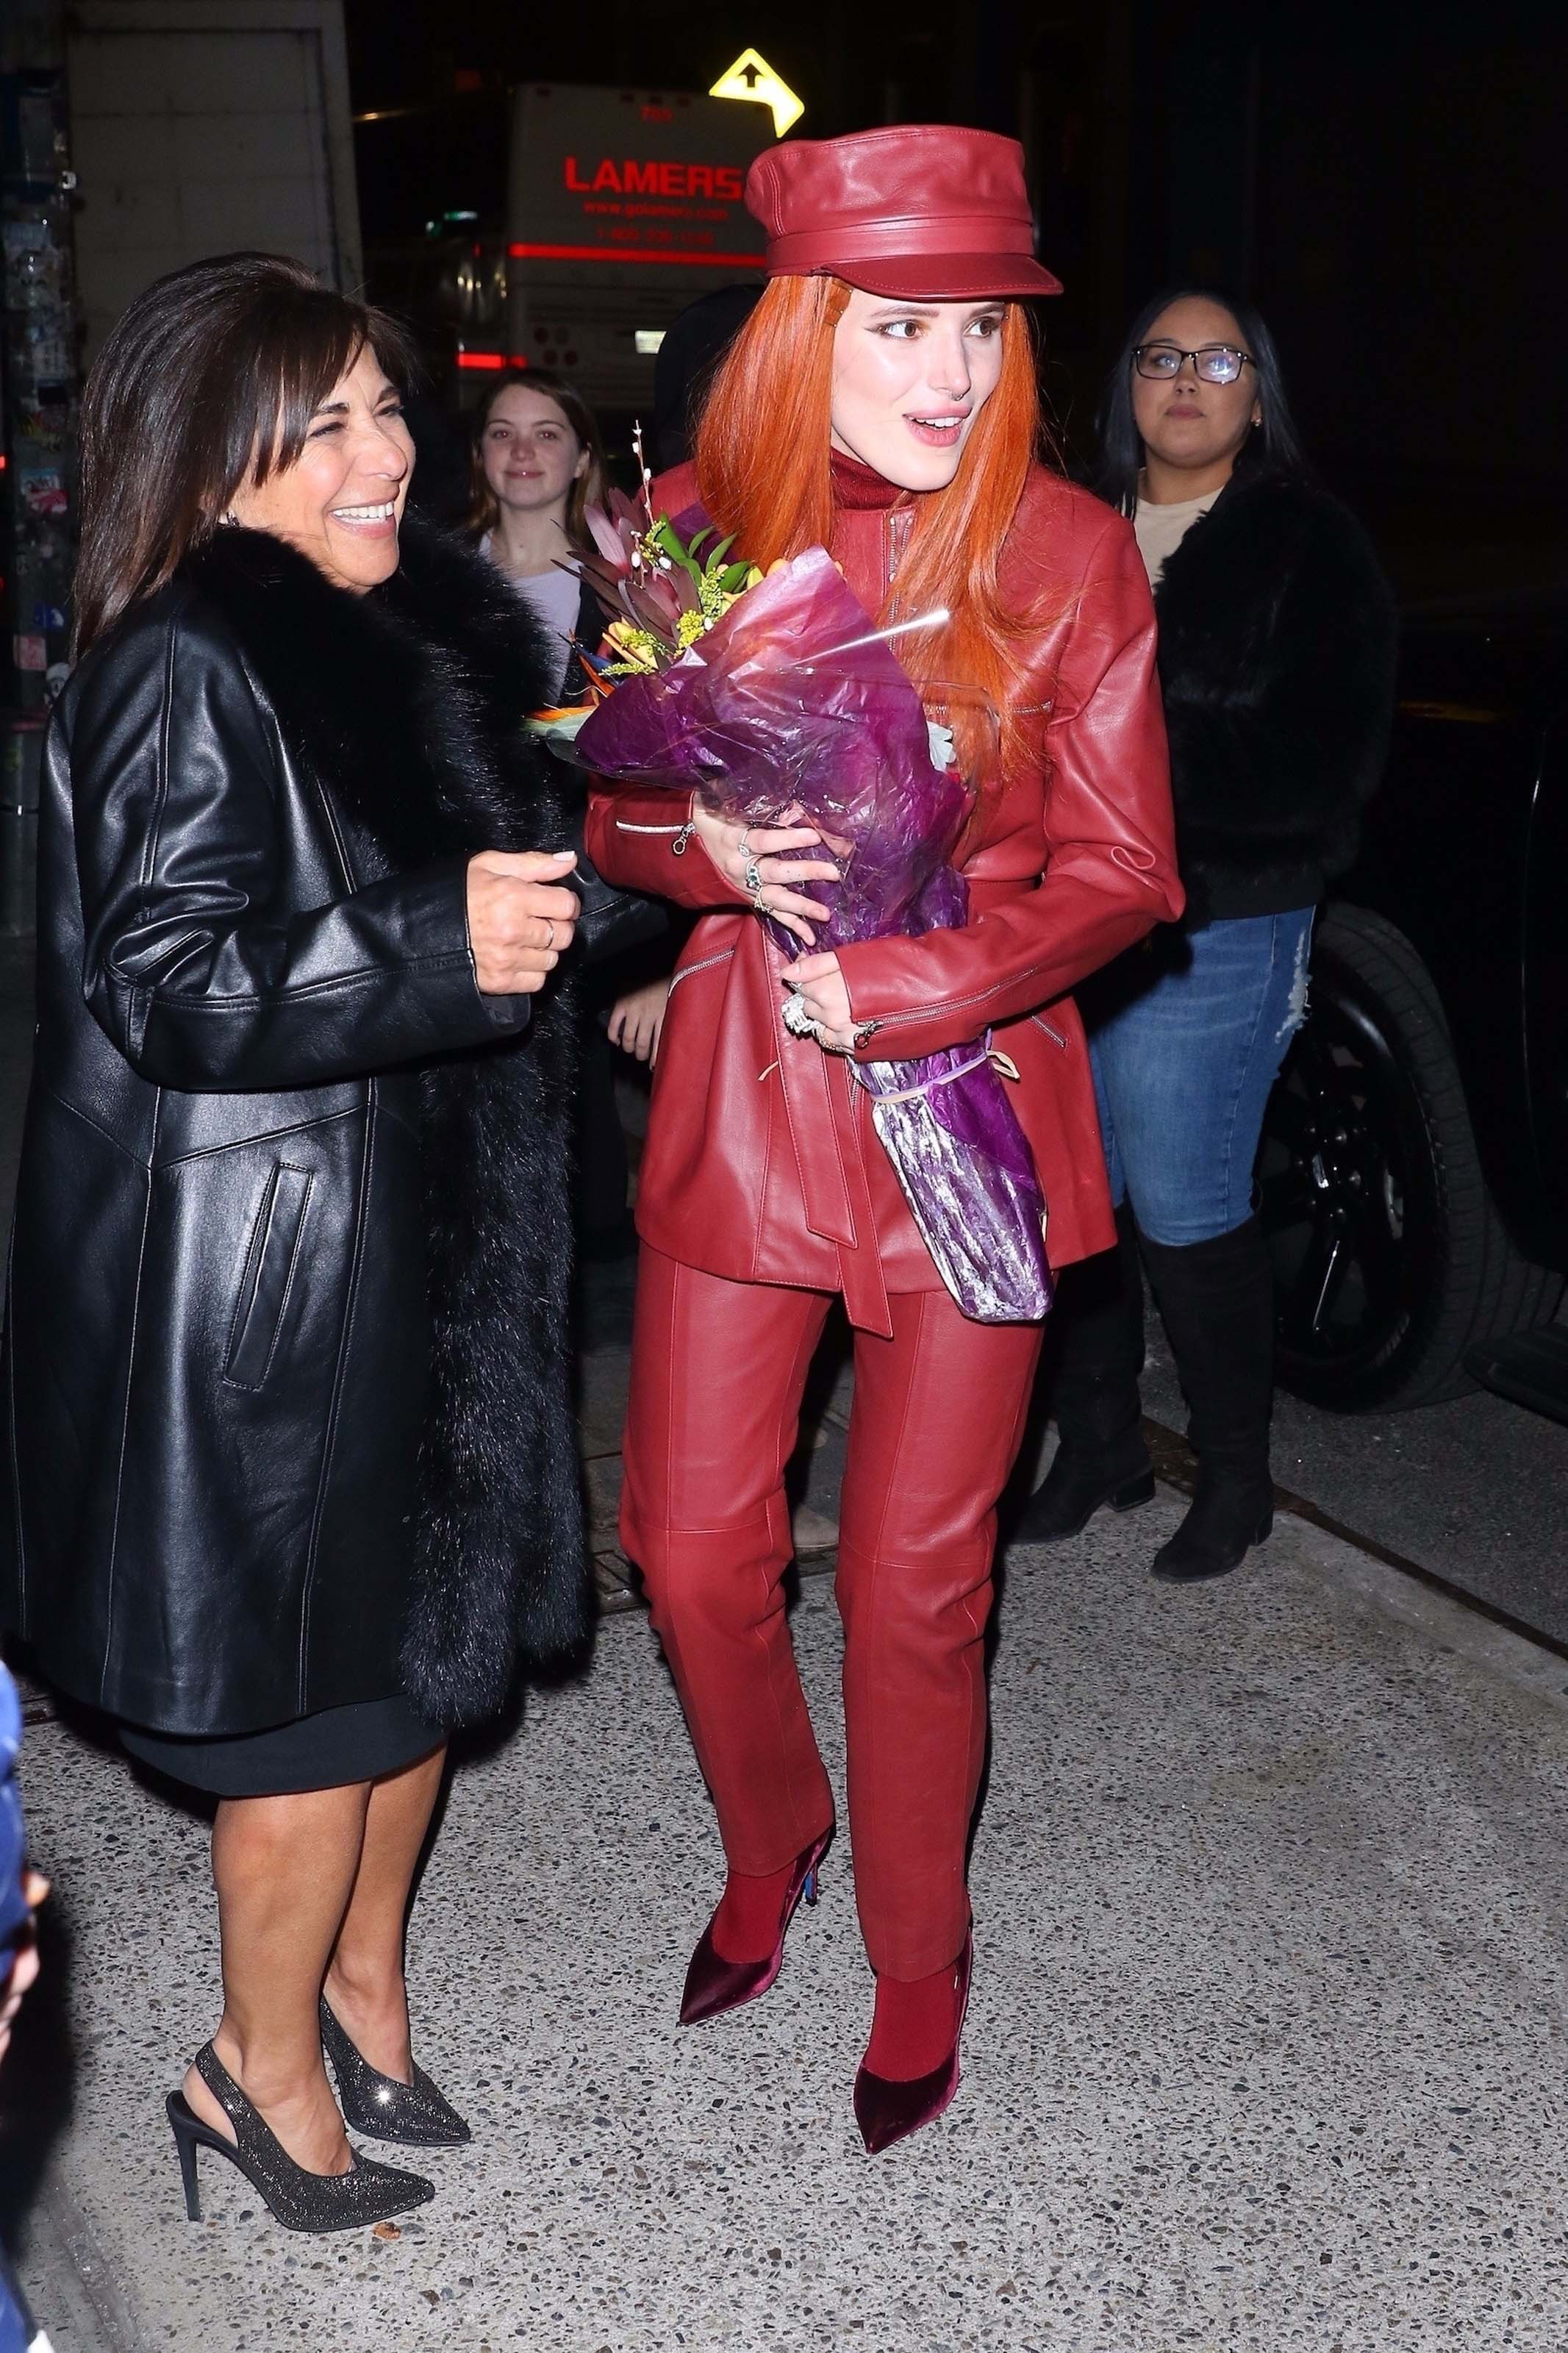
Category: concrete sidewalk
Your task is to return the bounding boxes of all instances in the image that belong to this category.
[12,1445,1568,2352]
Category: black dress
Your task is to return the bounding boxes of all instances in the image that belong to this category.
[121,1697,441,1796]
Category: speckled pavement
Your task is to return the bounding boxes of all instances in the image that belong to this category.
[13,1470,1568,2353]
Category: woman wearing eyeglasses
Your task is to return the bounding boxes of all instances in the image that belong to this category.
[1014,288,1395,1580]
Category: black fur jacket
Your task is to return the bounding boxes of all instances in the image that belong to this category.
[1153,469,1397,925]
[2,515,592,1735]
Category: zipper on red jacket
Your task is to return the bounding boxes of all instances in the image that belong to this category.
[887,505,913,592]
[852,1004,1067,1050]
[862,968,1047,1033]
[615,818,693,854]
[667,946,734,996]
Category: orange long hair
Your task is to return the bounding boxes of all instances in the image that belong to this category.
[693,274,1045,799]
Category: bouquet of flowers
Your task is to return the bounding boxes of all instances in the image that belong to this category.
[548,468,1052,1324]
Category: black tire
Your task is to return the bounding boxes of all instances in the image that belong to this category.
[1256,905,1564,1412]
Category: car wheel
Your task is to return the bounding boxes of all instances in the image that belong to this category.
[1256,904,1564,1411]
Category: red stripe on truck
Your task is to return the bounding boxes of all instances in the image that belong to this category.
[508,243,762,268]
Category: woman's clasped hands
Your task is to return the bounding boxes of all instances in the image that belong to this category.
[465,849,580,996]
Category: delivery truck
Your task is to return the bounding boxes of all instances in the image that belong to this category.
[364,82,778,418]
[495,84,774,410]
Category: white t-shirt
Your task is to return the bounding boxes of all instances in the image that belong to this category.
[1133,487,1222,590]
[479,535,583,700]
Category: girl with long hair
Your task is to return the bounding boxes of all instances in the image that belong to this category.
[1014,287,1395,1579]
[470,366,659,1256]
[468,366,606,704]
[584,126,1182,2152]
[470,365,658,1252]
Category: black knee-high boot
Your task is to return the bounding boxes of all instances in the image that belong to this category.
[1138,1216,1276,1582]
[1014,1202,1153,1542]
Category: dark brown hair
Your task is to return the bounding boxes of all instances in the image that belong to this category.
[465,368,606,555]
[1096,285,1308,518]
[74,251,417,656]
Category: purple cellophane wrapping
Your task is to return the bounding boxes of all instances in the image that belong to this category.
[574,547,1052,1323]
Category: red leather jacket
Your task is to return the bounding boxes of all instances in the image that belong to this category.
[585,459,1183,1336]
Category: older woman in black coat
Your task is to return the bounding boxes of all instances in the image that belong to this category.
[0,255,590,2232]
[1017,288,1396,1581]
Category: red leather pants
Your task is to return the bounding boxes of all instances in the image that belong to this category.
[620,1248,1043,1979]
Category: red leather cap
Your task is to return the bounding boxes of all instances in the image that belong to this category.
[746,125,1062,301]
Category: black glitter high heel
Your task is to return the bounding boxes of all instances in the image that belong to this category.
[167,2042,434,2232]
[320,1999,471,2147]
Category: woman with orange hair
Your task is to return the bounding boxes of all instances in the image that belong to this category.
[584,125,1182,2152]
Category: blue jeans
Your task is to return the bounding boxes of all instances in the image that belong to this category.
[1084,910,1315,1248]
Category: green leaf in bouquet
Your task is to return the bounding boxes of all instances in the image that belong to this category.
[648,519,706,587]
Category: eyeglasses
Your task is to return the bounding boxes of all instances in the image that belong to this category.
[1132,343,1255,385]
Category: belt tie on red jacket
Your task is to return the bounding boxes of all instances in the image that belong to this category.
[763,935,893,1338]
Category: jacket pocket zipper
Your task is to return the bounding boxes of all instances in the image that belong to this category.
[667,947,734,997]
[854,1007,1067,1051]
[863,968,1048,1035]
[615,818,694,855]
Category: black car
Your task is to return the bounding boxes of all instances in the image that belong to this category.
[1257,587,1568,1416]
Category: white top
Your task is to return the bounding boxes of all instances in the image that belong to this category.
[479,535,582,700]
[1133,486,1222,590]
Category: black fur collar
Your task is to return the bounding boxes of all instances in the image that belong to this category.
[1153,468,1322,613]
[182,515,572,877]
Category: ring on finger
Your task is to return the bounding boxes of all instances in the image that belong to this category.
[738,829,753,857]
[545,919,556,951]
[751,885,768,915]
[742,853,763,896]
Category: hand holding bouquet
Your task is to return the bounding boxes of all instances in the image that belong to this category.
[548,466,1053,1324]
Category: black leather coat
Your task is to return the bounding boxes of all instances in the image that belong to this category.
[1,520,593,1735]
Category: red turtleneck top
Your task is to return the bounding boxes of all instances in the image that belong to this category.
[828,449,906,513]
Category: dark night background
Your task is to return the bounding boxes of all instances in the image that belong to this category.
[345,0,1568,596]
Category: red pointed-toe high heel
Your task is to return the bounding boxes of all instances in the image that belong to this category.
[679,1827,834,2027]
[853,1932,973,2155]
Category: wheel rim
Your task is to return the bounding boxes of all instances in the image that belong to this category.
[1257,982,1440,1394]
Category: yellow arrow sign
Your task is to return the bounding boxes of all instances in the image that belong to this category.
[709,49,803,140]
